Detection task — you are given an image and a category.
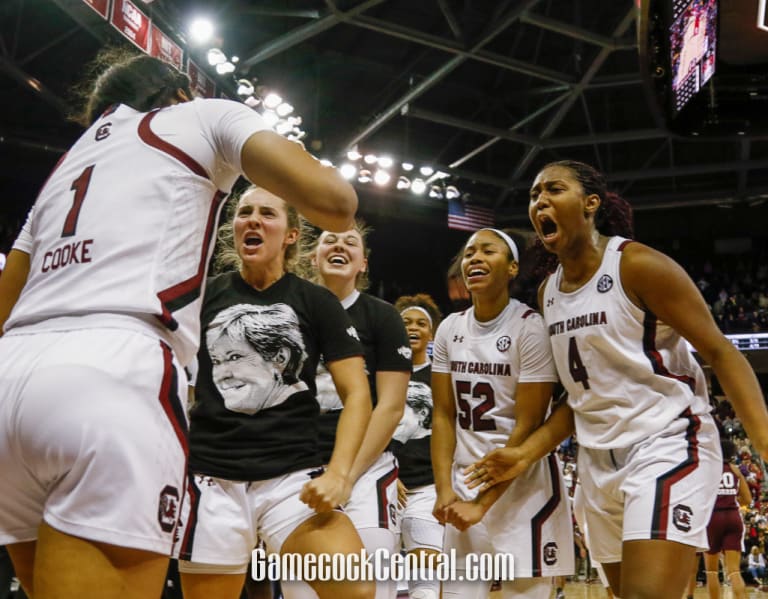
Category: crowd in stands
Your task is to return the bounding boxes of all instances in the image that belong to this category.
[686,256,768,334]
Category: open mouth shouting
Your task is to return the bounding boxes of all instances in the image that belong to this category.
[241,232,264,252]
[537,214,559,244]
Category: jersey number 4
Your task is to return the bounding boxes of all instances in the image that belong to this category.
[62,165,95,237]
[455,380,496,431]
[568,337,590,390]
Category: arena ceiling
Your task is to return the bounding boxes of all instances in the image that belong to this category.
[2,0,768,237]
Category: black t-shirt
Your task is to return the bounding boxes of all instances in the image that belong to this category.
[316,291,412,462]
[391,364,434,488]
[189,272,363,481]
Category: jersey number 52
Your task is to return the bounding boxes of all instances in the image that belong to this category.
[455,380,496,431]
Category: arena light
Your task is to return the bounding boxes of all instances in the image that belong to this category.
[429,185,443,199]
[231,56,239,64]
[276,102,294,117]
[263,93,282,109]
[319,159,333,167]
[189,18,214,44]
[261,111,279,127]
[373,170,391,186]
[396,176,411,190]
[411,178,427,194]
[445,185,460,200]
[236,79,254,97]
[340,163,357,179]
[378,156,394,169]
[347,149,362,161]
[358,169,372,183]
[206,48,226,66]
[419,166,434,177]
[244,96,260,108]
[402,162,414,171]
[215,61,235,75]
[275,120,293,135]
[363,153,378,165]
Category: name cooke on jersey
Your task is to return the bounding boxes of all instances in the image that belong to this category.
[41,239,94,273]
[548,311,607,336]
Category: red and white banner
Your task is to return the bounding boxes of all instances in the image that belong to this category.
[150,24,183,70]
[82,0,109,19]
[187,59,216,98]
[110,0,150,52]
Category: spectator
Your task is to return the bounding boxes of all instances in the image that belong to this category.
[747,546,766,586]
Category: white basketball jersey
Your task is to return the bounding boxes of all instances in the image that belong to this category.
[542,236,709,449]
[432,300,557,467]
[8,98,269,366]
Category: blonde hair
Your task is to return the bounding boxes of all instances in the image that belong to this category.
[297,218,372,291]
[213,186,302,274]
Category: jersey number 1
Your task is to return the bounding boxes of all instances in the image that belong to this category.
[62,165,95,237]
[568,337,590,390]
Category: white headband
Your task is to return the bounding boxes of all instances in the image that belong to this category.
[400,306,433,329]
[479,228,519,262]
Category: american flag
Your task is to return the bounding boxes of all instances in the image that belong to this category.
[447,198,495,231]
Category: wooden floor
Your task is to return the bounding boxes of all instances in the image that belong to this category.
[485,580,768,598]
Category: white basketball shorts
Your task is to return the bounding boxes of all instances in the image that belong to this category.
[578,409,721,563]
[0,326,188,555]
[178,466,328,573]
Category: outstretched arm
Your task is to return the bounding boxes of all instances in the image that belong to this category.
[241,131,357,233]
[347,370,409,483]
[464,399,574,493]
[431,371,460,523]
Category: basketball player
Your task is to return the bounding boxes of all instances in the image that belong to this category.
[392,293,443,599]
[431,228,574,599]
[178,187,373,599]
[703,438,751,599]
[0,50,357,599]
[301,222,412,599]
[466,160,768,599]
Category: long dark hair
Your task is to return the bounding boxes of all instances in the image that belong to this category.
[74,47,193,125]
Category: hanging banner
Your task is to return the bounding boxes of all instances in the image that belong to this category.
[110,0,150,52]
[150,24,183,70]
[187,59,216,98]
[82,0,109,19]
